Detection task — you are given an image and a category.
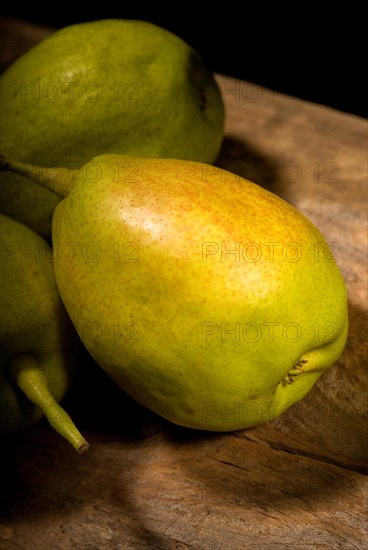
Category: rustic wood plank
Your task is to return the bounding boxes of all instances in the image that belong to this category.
[0,16,53,73]
[214,74,368,471]
[0,17,367,550]
[1,420,367,549]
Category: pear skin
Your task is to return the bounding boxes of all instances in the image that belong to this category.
[44,155,348,431]
[0,19,224,237]
[0,214,88,452]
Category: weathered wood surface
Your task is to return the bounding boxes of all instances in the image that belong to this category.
[0,17,367,550]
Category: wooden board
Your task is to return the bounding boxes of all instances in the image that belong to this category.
[0,17,367,550]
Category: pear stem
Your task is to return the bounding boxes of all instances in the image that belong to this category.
[7,354,89,455]
[0,154,76,197]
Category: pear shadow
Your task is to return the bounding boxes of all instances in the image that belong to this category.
[215,135,293,201]
[0,434,22,514]
[268,299,368,469]
[61,347,169,439]
[106,423,365,543]
[1,302,365,546]
[113,295,366,527]
[0,428,175,550]
[143,298,367,519]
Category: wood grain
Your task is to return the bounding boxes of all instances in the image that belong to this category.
[214,75,368,472]
[0,18,367,550]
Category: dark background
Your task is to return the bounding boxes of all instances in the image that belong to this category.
[1,9,366,118]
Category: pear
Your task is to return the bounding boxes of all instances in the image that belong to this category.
[0,213,89,453]
[0,155,349,431]
[0,18,224,237]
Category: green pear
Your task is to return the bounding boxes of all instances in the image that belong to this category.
[0,155,348,431]
[0,213,89,453]
[0,18,224,237]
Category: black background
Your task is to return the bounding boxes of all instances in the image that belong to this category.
[1,8,367,118]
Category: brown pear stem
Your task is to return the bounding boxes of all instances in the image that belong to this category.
[0,154,76,197]
[7,353,89,455]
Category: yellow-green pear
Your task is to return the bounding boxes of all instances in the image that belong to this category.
[0,213,89,453]
[0,18,224,237]
[0,155,348,431]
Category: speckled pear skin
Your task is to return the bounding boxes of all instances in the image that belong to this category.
[51,155,348,431]
[0,19,225,237]
[0,214,78,433]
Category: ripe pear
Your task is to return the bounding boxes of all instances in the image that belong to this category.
[0,213,89,453]
[0,18,224,237]
[0,155,349,431]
